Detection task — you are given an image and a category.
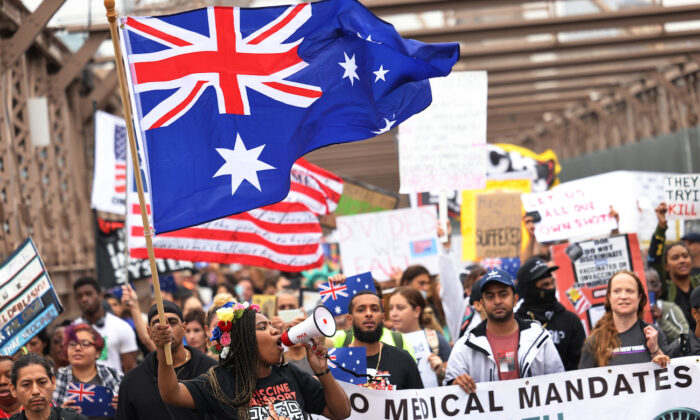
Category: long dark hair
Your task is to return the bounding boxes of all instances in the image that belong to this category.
[205,308,259,420]
[589,270,648,367]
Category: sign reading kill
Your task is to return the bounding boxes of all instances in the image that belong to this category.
[0,238,63,356]
[664,174,700,220]
[475,192,521,259]
[336,206,439,281]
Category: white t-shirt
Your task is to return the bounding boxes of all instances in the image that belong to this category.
[74,312,138,372]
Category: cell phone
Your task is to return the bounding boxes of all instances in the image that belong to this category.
[648,291,656,306]
[278,308,305,323]
[525,211,542,223]
[565,243,584,262]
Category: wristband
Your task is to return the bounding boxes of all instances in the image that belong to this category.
[314,368,331,377]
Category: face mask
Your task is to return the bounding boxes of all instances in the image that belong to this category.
[420,290,428,300]
[524,286,557,306]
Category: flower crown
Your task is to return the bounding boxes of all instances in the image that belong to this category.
[209,301,260,358]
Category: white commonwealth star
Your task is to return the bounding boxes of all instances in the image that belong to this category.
[334,306,342,314]
[373,65,389,82]
[213,134,276,195]
[372,118,396,135]
[339,52,359,86]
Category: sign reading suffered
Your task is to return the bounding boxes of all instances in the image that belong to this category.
[0,238,63,356]
[336,207,439,281]
[475,192,521,259]
[664,174,700,220]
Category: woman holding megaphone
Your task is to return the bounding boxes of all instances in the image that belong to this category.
[150,301,350,420]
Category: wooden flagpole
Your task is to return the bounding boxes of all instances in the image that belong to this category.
[104,0,173,365]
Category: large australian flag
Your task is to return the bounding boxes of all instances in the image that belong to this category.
[119,0,459,233]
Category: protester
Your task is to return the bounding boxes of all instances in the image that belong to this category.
[183,309,208,355]
[9,353,87,420]
[648,203,700,331]
[389,287,451,387]
[24,330,50,359]
[0,356,20,418]
[181,295,203,317]
[234,278,254,304]
[150,302,351,419]
[579,270,670,368]
[49,322,71,370]
[515,257,586,370]
[399,265,449,341]
[116,300,217,420]
[268,291,314,375]
[328,276,415,359]
[681,232,700,276]
[73,277,138,373]
[120,283,155,354]
[53,324,121,419]
[649,203,700,277]
[646,268,688,342]
[444,269,563,392]
[667,286,700,357]
[205,293,237,358]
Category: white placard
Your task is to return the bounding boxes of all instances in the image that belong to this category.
[404,331,438,388]
[336,206,439,281]
[521,183,618,243]
[398,71,487,193]
[664,174,700,220]
[91,111,127,215]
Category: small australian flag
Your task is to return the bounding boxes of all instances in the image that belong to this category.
[67,383,115,417]
[318,272,376,316]
[328,347,367,384]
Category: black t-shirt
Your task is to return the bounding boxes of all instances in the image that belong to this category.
[579,320,667,368]
[674,287,696,331]
[185,363,326,420]
[364,344,424,390]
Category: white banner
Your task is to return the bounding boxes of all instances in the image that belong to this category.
[336,206,439,281]
[664,174,700,220]
[327,357,699,420]
[398,71,487,193]
[521,183,618,243]
[91,111,127,215]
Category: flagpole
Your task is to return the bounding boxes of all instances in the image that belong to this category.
[104,0,173,365]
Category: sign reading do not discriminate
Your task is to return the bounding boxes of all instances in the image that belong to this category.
[322,358,700,420]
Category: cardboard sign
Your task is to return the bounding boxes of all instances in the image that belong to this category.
[475,192,522,259]
[91,111,127,215]
[461,179,531,262]
[521,184,618,243]
[336,206,439,281]
[252,295,277,319]
[552,233,650,333]
[664,174,700,220]
[0,238,63,356]
[398,71,487,193]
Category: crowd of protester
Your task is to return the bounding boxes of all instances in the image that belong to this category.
[1,201,700,420]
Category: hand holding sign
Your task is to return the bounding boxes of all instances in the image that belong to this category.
[664,175,700,219]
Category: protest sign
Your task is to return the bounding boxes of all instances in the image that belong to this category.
[475,192,522,259]
[336,207,439,281]
[664,174,700,220]
[91,111,127,215]
[552,233,649,332]
[486,143,560,192]
[404,331,438,388]
[335,180,399,217]
[325,357,699,420]
[398,71,487,193]
[461,179,531,262]
[252,295,277,320]
[0,238,63,356]
[521,183,618,243]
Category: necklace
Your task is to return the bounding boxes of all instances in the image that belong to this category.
[374,343,383,372]
[174,350,191,377]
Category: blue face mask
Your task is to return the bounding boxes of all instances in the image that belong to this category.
[420,290,428,300]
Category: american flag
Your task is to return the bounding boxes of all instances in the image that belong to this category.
[113,125,127,194]
[126,157,342,271]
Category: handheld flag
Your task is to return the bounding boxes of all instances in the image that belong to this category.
[67,383,116,417]
[119,0,459,233]
[318,272,375,315]
[327,347,367,384]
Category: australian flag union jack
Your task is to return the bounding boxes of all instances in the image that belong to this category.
[119,0,459,233]
[318,271,375,315]
[327,347,367,384]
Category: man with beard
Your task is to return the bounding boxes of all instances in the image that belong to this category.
[444,270,563,392]
[346,292,423,390]
[515,257,586,370]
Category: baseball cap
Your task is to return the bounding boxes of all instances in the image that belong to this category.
[682,232,700,244]
[479,269,515,292]
[690,285,700,309]
[148,299,184,324]
[517,257,559,286]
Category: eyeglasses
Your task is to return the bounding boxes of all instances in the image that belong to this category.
[67,340,96,349]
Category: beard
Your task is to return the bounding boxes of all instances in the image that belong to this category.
[353,320,384,344]
[486,306,513,323]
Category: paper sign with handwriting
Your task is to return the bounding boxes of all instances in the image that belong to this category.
[476,192,522,259]
[336,206,439,281]
[664,174,700,220]
[398,71,487,193]
[521,185,618,242]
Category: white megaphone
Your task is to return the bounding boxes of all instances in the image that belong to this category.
[280,306,336,346]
